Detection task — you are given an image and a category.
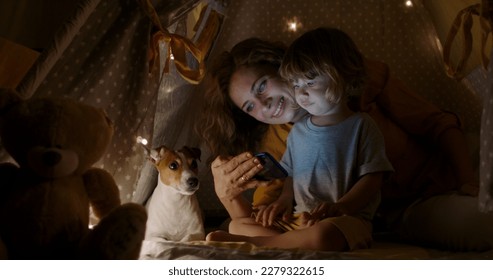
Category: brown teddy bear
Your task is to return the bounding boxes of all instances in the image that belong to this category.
[0,88,147,259]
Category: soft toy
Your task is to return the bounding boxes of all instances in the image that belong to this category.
[0,88,147,259]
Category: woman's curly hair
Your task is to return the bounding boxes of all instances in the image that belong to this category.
[195,38,287,162]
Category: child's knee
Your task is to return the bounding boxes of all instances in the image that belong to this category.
[315,222,348,251]
[228,217,257,234]
[228,218,243,233]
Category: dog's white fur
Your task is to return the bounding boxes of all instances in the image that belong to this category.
[143,146,205,243]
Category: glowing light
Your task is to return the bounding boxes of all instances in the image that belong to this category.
[136,136,152,156]
[170,52,175,60]
[405,0,413,7]
[161,75,177,94]
[435,36,443,54]
[286,17,302,32]
[136,136,148,145]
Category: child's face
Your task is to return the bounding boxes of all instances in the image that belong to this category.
[291,75,335,116]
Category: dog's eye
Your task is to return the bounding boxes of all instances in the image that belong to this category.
[190,160,198,169]
[169,161,179,170]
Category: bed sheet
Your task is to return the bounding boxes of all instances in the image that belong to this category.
[139,239,493,260]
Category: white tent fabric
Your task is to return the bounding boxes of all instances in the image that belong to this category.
[464,49,493,213]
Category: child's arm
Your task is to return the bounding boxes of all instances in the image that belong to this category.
[309,172,383,220]
[255,176,294,227]
[331,172,383,215]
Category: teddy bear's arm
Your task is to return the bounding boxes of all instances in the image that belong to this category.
[83,167,121,219]
[0,163,19,195]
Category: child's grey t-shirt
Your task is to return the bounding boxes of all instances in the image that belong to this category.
[280,112,394,220]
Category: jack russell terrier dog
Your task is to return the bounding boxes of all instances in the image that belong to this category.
[143,145,205,242]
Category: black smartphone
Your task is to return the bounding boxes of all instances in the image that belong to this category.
[254,152,288,181]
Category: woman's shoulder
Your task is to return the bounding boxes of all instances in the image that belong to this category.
[269,123,294,137]
[258,123,294,160]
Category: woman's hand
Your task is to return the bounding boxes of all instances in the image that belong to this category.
[211,152,264,201]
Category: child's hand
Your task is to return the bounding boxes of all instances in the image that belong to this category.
[254,197,293,227]
[296,202,344,228]
[311,202,344,220]
[297,212,317,228]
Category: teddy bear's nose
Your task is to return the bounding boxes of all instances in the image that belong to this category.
[42,151,62,166]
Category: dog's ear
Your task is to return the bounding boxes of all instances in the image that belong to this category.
[150,145,172,165]
[148,149,159,165]
[181,146,201,161]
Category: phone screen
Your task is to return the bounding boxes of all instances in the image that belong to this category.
[254,152,288,181]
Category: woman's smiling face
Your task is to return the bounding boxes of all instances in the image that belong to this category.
[229,65,304,124]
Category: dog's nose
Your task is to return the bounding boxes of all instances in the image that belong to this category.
[187,177,199,188]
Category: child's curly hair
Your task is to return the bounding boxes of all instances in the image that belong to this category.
[280,27,366,104]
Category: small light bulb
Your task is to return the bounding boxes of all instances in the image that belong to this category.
[136,136,148,145]
[405,0,413,7]
[136,136,151,155]
[286,17,302,32]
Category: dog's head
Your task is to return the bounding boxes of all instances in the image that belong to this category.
[149,145,201,195]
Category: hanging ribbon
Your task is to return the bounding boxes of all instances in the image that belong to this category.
[138,0,205,84]
[192,3,224,60]
[443,1,493,80]
[443,4,480,80]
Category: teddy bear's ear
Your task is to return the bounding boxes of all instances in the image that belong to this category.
[0,88,22,116]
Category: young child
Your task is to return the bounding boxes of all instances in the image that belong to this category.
[207,27,394,251]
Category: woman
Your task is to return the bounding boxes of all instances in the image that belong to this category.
[196,36,493,251]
